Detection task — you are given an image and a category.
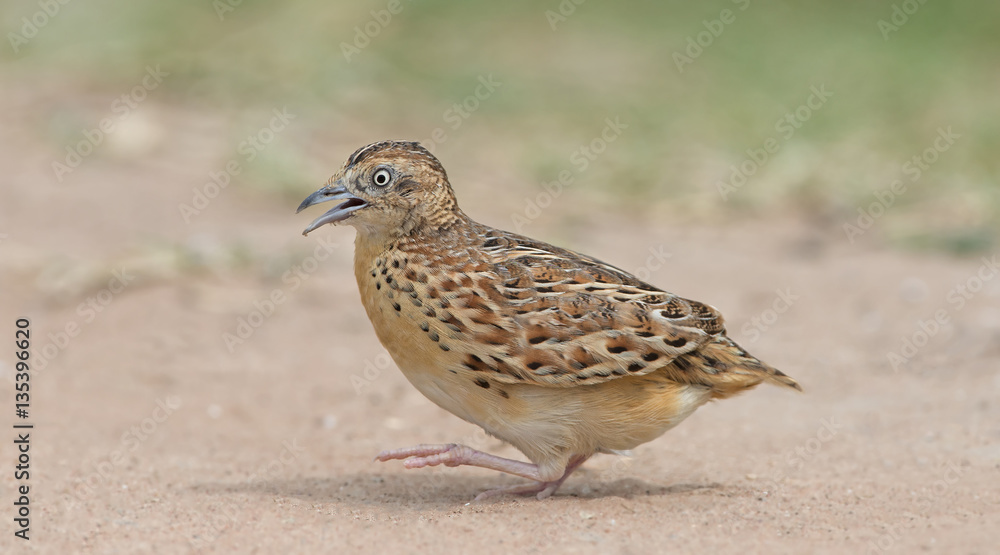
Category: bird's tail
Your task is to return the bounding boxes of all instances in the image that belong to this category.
[692,334,802,399]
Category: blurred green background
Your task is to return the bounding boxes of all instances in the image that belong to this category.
[3,0,998,253]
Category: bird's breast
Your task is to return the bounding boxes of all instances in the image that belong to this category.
[353,243,493,426]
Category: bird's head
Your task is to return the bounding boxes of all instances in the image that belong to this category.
[297,141,462,237]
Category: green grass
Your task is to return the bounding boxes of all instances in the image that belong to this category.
[4,0,998,252]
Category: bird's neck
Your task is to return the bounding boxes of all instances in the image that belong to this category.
[353,210,474,267]
[401,182,465,235]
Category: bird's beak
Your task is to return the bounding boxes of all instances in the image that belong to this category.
[296,183,368,236]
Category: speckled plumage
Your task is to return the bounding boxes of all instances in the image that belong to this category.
[298,140,801,500]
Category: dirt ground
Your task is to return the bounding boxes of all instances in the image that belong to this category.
[1,98,998,554]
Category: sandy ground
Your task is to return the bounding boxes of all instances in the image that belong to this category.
[1,96,998,554]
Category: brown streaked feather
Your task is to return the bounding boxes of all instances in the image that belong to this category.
[382,221,795,392]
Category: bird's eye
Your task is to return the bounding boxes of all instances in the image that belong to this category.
[372,168,392,187]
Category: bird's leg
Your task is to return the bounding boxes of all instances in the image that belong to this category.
[376,444,590,501]
[376,443,544,481]
[473,453,591,501]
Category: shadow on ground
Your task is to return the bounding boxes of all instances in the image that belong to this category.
[192,472,724,508]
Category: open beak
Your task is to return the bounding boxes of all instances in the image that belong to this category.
[296,184,367,236]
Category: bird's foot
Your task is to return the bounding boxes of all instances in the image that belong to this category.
[472,480,563,501]
[376,444,590,501]
[472,454,591,501]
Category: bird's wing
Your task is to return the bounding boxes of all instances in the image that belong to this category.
[430,228,735,388]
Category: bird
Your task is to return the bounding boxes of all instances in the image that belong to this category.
[297,140,801,501]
